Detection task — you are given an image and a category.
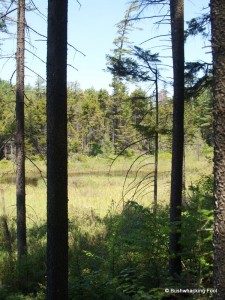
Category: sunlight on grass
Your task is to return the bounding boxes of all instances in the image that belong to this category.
[0,149,212,224]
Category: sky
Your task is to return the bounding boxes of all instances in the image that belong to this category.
[0,0,211,93]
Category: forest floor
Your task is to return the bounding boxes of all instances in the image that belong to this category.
[0,147,212,225]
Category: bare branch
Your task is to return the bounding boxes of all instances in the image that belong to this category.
[0,8,17,19]
[35,39,47,42]
[30,0,47,20]
[108,137,147,178]
[25,48,46,64]
[67,63,78,71]
[134,177,154,199]
[10,70,16,85]
[25,156,46,186]
[25,24,46,38]
[122,151,148,200]
[140,34,170,45]
[75,0,82,8]
[67,42,86,57]
[126,161,154,192]
[127,15,168,22]
[26,23,86,57]
[25,65,45,81]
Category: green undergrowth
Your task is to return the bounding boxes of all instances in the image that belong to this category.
[0,176,213,299]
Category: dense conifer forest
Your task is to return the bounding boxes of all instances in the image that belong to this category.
[0,79,213,160]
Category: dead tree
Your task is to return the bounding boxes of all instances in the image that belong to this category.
[16,0,26,259]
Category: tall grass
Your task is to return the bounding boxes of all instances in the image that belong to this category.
[0,149,212,223]
[0,150,213,299]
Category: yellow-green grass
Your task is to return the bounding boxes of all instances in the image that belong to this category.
[0,150,212,225]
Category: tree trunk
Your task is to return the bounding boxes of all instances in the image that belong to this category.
[153,69,159,214]
[47,0,68,299]
[16,0,26,259]
[169,0,184,279]
[182,143,186,204]
[211,0,225,298]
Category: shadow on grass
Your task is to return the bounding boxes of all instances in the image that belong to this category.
[0,177,213,299]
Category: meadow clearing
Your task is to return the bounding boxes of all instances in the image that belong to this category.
[0,146,212,225]
[0,147,214,299]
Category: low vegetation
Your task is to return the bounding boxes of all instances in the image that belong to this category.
[0,149,213,299]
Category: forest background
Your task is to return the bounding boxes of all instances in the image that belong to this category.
[0,0,216,299]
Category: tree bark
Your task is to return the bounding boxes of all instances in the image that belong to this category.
[211,0,225,298]
[47,0,68,299]
[153,69,159,214]
[16,0,26,259]
[169,0,184,279]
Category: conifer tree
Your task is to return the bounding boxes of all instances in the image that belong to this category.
[107,3,136,153]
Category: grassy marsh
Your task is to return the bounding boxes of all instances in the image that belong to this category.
[0,149,212,224]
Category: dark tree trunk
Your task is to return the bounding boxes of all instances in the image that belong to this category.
[211,0,225,298]
[47,0,68,299]
[16,0,26,259]
[169,0,184,279]
[182,145,186,204]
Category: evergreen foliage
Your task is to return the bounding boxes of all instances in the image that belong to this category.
[0,78,213,159]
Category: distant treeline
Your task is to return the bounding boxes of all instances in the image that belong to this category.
[0,78,212,159]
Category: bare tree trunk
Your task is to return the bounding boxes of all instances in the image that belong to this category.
[153,69,159,214]
[16,0,26,259]
[169,0,184,279]
[211,0,225,298]
[47,0,68,299]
